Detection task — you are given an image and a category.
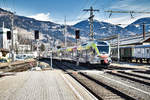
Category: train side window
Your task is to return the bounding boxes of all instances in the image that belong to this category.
[147,49,149,54]
[137,48,141,54]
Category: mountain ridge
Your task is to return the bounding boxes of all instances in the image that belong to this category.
[0,8,149,44]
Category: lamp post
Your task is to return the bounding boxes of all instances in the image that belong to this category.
[49,38,53,70]
[34,30,39,67]
[11,13,15,62]
[117,34,120,63]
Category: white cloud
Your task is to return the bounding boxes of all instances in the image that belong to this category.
[28,13,79,25]
[2,7,11,11]
[28,13,51,21]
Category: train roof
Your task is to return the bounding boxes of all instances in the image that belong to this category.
[135,45,150,48]
[56,40,110,52]
[81,40,109,45]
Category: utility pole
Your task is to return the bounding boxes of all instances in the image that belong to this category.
[117,34,120,63]
[83,6,99,40]
[11,12,15,62]
[50,38,53,70]
[142,23,146,40]
[0,11,15,62]
[64,16,67,47]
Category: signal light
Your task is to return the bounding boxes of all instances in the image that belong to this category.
[34,30,39,40]
[75,29,80,39]
[7,31,11,40]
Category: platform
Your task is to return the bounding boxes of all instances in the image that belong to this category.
[0,70,96,100]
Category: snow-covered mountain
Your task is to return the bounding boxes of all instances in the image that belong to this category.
[125,17,150,34]
[0,8,149,44]
[73,20,134,39]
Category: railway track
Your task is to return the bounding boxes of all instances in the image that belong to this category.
[133,70,150,74]
[117,71,150,80]
[53,60,136,100]
[57,60,150,100]
[106,71,150,86]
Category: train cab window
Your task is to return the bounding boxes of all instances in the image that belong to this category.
[97,46,109,53]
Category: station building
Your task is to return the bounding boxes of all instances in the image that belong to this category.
[110,32,150,47]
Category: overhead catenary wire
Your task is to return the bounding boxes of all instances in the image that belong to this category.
[50,0,94,25]
[12,0,16,12]
[69,0,100,24]
[105,10,150,18]
[1,0,6,9]
[52,1,98,25]
[91,0,98,7]
[70,0,93,24]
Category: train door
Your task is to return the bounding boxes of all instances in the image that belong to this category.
[141,48,144,58]
[145,48,148,58]
[146,48,150,58]
[86,47,94,62]
[137,48,141,58]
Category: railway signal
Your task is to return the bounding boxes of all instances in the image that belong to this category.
[75,29,80,66]
[75,29,80,39]
[7,31,11,40]
[34,30,40,68]
[34,30,39,40]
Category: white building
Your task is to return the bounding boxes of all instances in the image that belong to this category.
[0,26,18,50]
[17,44,31,53]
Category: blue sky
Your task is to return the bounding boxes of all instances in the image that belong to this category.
[1,0,150,26]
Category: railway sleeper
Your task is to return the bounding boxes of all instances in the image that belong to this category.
[107,71,150,86]
[118,71,150,80]
[79,72,135,100]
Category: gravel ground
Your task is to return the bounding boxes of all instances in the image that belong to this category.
[130,71,150,78]
[61,62,150,100]
[58,62,129,100]
[117,71,150,80]
[109,71,150,86]
[71,72,124,100]
[85,71,150,100]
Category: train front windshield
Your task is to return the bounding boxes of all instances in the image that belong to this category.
[97,46,109,54]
